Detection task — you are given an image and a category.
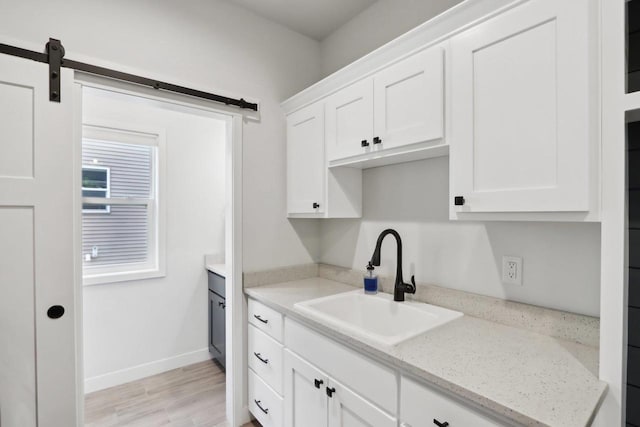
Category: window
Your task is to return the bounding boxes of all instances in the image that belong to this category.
[82,123,166,285]
[82,166,110,213]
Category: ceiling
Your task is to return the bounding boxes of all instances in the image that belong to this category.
[229,0,378,41]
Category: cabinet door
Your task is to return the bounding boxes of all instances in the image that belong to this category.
[325,78,374,161]
[284,350,328,427]
[208,291,219,356]
[210,292,225,363]
[450,0,590,212]
[327,378,396,427]
[373,47,444,150]
[287,102,325,215]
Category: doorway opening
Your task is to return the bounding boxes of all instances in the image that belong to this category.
[76,83,239,427]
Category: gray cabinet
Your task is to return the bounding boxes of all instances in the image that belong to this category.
[208,271,225,369]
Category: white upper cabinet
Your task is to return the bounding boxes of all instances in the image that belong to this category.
[373,47,444,151]
[287,102,325,215]
[449,0,591,214]
[287,100,362,219]
[325,78,374,162]
[325,46,446,166]
[283,0,599,221]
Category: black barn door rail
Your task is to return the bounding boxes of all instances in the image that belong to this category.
[0,38,258,111]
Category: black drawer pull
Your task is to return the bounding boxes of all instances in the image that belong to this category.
[314,378,324,389]
[313,202,320,209]
[254,399,269,414]
[326,387,336,398]
[433,419,449,427]
[254,352,269,364]
[361,139,370,147]
[454,196,465,206]
[373,136,382,144]
[253,314,268,324]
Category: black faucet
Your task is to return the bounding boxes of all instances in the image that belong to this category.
[369,229,416,301]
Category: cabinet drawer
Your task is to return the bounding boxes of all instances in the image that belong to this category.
[248,298,284,343]
[249,369,283,427]
[284,318,397,415]
[401,376,503,427]
[249,324,284,395]
[208,271,225,297]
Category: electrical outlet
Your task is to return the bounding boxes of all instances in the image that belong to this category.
[92,246,99,258]
[502,256,523,285]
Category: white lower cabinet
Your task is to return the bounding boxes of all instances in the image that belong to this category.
[248,324,284,395]
[249,369,284,427]
[328,377,396,427]
[400,376,503,427]
[284,349,396,427]
[284,349,328,427]
[284,318,397,414]
[247,299,504,427]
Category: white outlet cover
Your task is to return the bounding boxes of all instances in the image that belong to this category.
[502,256,523,286]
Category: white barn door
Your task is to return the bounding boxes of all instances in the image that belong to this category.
[0,53,77,426]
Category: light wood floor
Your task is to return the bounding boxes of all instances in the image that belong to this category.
[85,359,262,426]
[85,359,229,427]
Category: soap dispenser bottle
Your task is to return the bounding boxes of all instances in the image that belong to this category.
[364,262,378,295]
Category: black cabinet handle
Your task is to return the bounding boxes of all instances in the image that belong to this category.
[373,136,382,144]
[433,419,449,427]
[218,301,226,309]
[253,352,269,364]
[361,139,370,147]
[254,399,269,414]
[314,379,324,389]
[253,314,268,324]
[454,196,465,206]
[326,387,336,398]
[313,202,320,209]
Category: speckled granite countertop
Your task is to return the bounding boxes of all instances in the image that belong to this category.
[245,278,607,427]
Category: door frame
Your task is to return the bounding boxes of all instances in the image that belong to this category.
[72,73,250,426]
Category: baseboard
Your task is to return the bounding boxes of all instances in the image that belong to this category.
[84,348,212,393]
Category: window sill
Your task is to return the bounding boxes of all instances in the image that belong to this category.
[83,267,166,286]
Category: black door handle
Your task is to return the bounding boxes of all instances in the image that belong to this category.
[218,301,226,309]
[433,419,449,427]
[326,387,336,398]
[373,136,382,144]
[361,139,370,147]
[253,352,269,364]
[314,379,324,389]
[313,202,320,209]
[254,399,269,414]
[253,314,268,324]
[47,305,65,319]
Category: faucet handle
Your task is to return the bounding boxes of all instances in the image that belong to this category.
[409,275,416,293]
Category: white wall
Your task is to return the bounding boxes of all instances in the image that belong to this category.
[320,0,464,76]
[81,88,227,389]
[320,157,601,317]
[0,0,323,272]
